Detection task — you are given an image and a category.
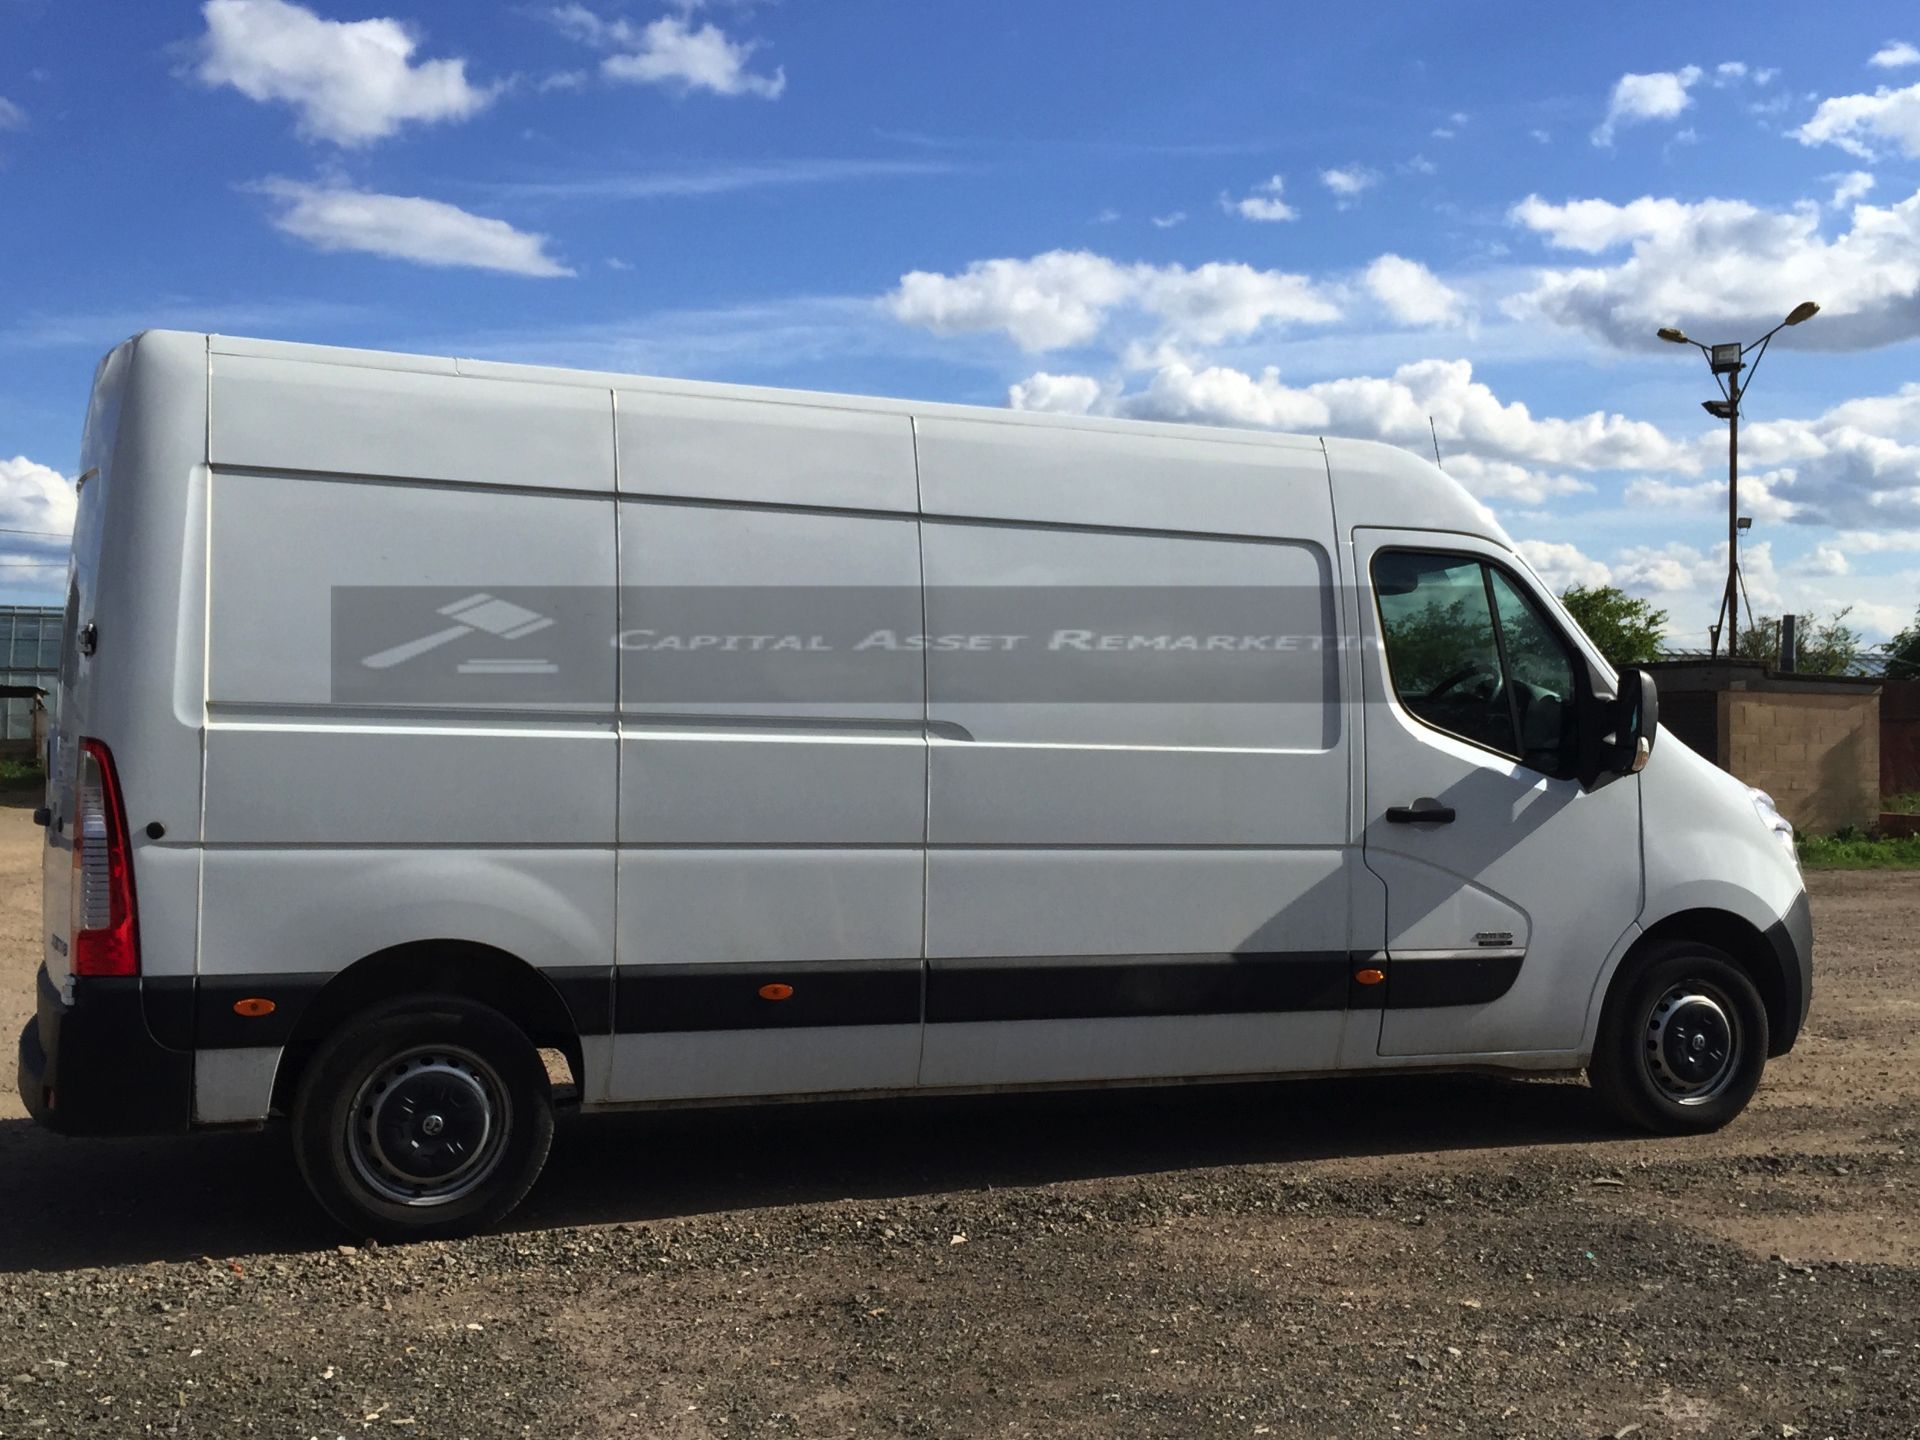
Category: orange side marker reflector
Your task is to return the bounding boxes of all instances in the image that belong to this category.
[233,997,277,1018]
[1354,968,1386,987]
[758,983,794,1002]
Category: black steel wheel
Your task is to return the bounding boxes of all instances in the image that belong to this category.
[291,993,554,1239]
[1590,941,1769,1134]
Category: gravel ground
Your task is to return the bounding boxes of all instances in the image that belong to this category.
[1,795,1915,1438]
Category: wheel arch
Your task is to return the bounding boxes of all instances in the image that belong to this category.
[268,940,604,1115]
[1611,907,1800,1058]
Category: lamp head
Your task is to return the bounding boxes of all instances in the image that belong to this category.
[1656,326,1692,344]
[1784,301,1820,326]
[1702,399,1736,420]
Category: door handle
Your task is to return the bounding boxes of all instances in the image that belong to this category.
[1386,804,1455,824]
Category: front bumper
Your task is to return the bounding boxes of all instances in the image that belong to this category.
[1762,890,1814,1057]
[16,964,193,1136]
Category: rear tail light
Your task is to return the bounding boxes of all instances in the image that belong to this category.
[72,737,139,977]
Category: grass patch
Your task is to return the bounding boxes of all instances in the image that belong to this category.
[0,758,45,792]
[1885,792,1920,816]
[1798,829,1920,870]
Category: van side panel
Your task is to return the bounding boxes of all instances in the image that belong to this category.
[608,397,927,1101]
[210,353,617,494]
[913,422,1356,1087]
[196,356,619,1122]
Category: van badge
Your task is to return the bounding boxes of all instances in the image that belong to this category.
[1474,932,1514,948]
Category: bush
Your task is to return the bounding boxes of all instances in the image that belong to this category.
[1797,831,1920,870]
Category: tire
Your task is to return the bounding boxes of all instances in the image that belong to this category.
[291,993,555,1240]
[1589,941,1770,1134]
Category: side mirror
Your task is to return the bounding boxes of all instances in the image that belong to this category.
[1613,668,1658,775]
[1579,668,1659,786]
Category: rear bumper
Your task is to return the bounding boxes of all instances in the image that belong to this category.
[1762,889,1814,1058]
[16,965,193,1136]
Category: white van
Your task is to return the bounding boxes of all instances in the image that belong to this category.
[19,331,1812,1238]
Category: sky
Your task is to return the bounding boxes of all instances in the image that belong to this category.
[3,1,1920,645]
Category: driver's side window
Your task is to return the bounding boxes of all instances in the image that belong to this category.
[1372,551,1579,774]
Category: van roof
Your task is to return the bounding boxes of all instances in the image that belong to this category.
[139,329,1506,543]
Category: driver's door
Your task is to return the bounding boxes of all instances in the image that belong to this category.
[1355,530,1643,1059]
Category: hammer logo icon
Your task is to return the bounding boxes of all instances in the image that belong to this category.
[360,593,556,670]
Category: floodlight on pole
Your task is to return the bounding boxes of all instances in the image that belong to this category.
[1653,302,1820,659]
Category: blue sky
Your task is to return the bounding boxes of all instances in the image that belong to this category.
[3,2,1919,643]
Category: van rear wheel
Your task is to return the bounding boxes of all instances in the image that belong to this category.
[1589,941,1769,1134]
[291,993,554,1240]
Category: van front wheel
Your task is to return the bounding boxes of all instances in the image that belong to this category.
[1589,942,1770,1134]
[291,994,555,1240]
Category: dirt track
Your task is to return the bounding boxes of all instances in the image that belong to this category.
[1,793,1916,1438]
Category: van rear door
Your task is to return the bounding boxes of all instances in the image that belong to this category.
[40,341,132,993]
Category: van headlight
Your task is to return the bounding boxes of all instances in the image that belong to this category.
[1750,787,1798,866]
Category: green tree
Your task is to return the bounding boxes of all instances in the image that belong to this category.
[1737,607,1862,675]
[1557,585,1668,668]
[1887,606,1920,679]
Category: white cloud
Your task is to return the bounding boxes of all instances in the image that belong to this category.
[1625,471,1799,523]
[599,14,785,99]
[1829,170,1876,207]
[254,180,573,277]
[1793,543,1851,576]
[1006,373,1104,415]
[1518,539,1612,590]
[1006,357,1688,476]
[0,97,26,131]
[1319,165,1379,203]
[1222,175,1296,222]
[1870,40,1920,69]
[1438,455,1592,504]
[1431,111,1468,140]
[1795,81,1920,159]
[1362,254,1466,327]
[1592,65,1702,146]
[549,2,636,47]
[887,250,1340,352]
[1509,194,1694,252]
[1614,539,1781,612]
[888,252,1136,351]
[1507,185,1920,350]
[0,456,75,539]
[193,0,495,147]
[1833,528,1920,552]
[1530,128,1552,145]
[1402,154,1438,176]
[1151,211,1187,229]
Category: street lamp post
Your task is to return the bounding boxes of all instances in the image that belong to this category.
[1657,301,1820,658]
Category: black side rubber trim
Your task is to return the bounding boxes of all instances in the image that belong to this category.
[927,951,1351,1024]
[196,972,331,1049]
[1762,890,1813,1057]
[143,975,196,1051]
[546,965,615,1036]
[18,965,194,1137]
[1384,953,1523,1009]
[616,958,922,1033]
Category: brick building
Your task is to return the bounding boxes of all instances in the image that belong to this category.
[1645,660,1881,834]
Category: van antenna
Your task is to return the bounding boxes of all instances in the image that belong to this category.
[1428,417,1443,470]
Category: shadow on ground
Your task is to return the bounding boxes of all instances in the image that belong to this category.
[0,1071,1627,1273]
